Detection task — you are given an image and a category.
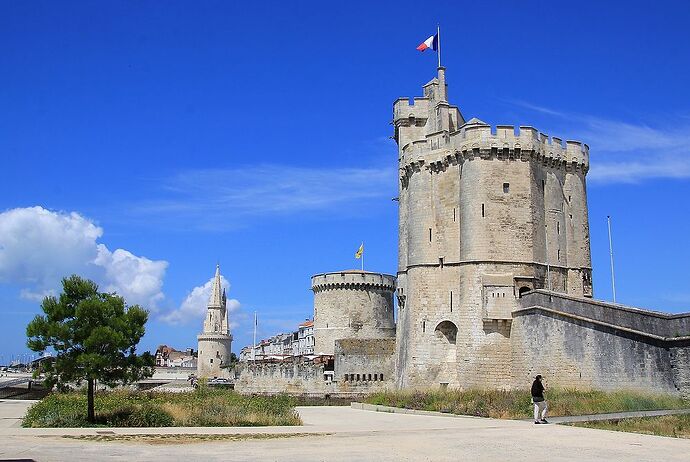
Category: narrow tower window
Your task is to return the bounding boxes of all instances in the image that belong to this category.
[450,291,453,312]
[429,228,432,242]
[557,222,560,235]
[422,321,426,333]
[503,183,510,193]
[439,257,444,268]
[481,204,485,217]
[453,208,456,222]
[558,249,561,262]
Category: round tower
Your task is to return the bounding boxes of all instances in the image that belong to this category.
[197,265,233,378]
[393,68,592,389]
[311,270,396,356]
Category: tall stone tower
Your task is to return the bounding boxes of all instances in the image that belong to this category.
[197,265,233,378]
[312,270,396,356]
[393,67,592,389]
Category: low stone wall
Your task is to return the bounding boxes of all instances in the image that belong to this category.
[233,340,397,396]
[514,291,690,398]
[234,360,331,395]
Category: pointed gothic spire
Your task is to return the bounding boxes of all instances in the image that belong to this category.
[208,264,224,307]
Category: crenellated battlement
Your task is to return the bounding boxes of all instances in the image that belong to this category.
[398,123,589,180]
[311,271,396,293]
[393,97,431,124]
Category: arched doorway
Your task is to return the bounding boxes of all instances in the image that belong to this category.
[434,320,458,384]
[435,320,458,344]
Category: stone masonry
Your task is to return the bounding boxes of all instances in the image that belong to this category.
[394,67,592,389]
[197,265,233,378]
[312,271,396,356]
[234,65,689,398]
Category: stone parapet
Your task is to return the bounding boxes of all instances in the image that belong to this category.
[311,271,396,293]
[398,124,588,181]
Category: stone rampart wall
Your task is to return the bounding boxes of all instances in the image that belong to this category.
[514,291,690,397]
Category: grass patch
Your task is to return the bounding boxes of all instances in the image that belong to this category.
[571,414,690,438]
[23,388,302,428]
[364,388,689,419]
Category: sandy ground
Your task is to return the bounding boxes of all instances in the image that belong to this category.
[1,403,689,461]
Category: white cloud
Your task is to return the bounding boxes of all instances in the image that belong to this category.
[159,275,240,326]
[507,100,690,184]
[0,206,168,309]
[134,164,396,230]
[94,246,167,309]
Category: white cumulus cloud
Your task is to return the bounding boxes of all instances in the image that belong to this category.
[159,274,240,326]
[0,206,168,310]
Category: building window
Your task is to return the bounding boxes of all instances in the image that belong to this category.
[422,321,426,333]
[429,228,432,242]
[439,257,444,268]
[453,208,456,222]
[450,291,453,312]
[356,374,360,381]
[380,374,384,381]
[368,373,372,381]
[503,183,509,193]
[557,222,560,235]
[210,359,213,364]
[481,204,485,217]
[557,249,561,262]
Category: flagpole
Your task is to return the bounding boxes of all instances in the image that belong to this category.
[437,24,441,68]
[607,216,617,304]
[252,311,257,361]
[361,242,364,271]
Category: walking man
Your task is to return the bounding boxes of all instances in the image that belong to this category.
[531,374,548,424]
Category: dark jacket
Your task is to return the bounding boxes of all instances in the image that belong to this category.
[531,379,545,401]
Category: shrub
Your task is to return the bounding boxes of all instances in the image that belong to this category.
[23,389,301,428]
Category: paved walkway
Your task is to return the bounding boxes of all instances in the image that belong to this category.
[0,404,689,461]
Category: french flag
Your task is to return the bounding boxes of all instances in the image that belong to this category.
[417,33,438,52]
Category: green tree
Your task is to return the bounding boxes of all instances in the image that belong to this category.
[26,275,154,423]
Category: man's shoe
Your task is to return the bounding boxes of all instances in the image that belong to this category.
[540,419,548,424]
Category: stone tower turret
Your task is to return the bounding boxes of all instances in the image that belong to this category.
[393,68,592,389]
[312,270,396,356]
[197,265,233,378]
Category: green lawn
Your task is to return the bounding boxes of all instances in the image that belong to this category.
[364,389,689,420]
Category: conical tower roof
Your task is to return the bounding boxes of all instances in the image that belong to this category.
[208,264,224,307]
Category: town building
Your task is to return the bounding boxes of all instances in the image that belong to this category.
[155,345,197,368]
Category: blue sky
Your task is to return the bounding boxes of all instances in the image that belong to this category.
[2,0,690,362]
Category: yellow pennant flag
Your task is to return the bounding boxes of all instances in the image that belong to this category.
[355,242,364,259]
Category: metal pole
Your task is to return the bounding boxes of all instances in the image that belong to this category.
[252,311,257,361]
[437,24,441,68]
[607,216,617,303]
[361,242,364,271]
